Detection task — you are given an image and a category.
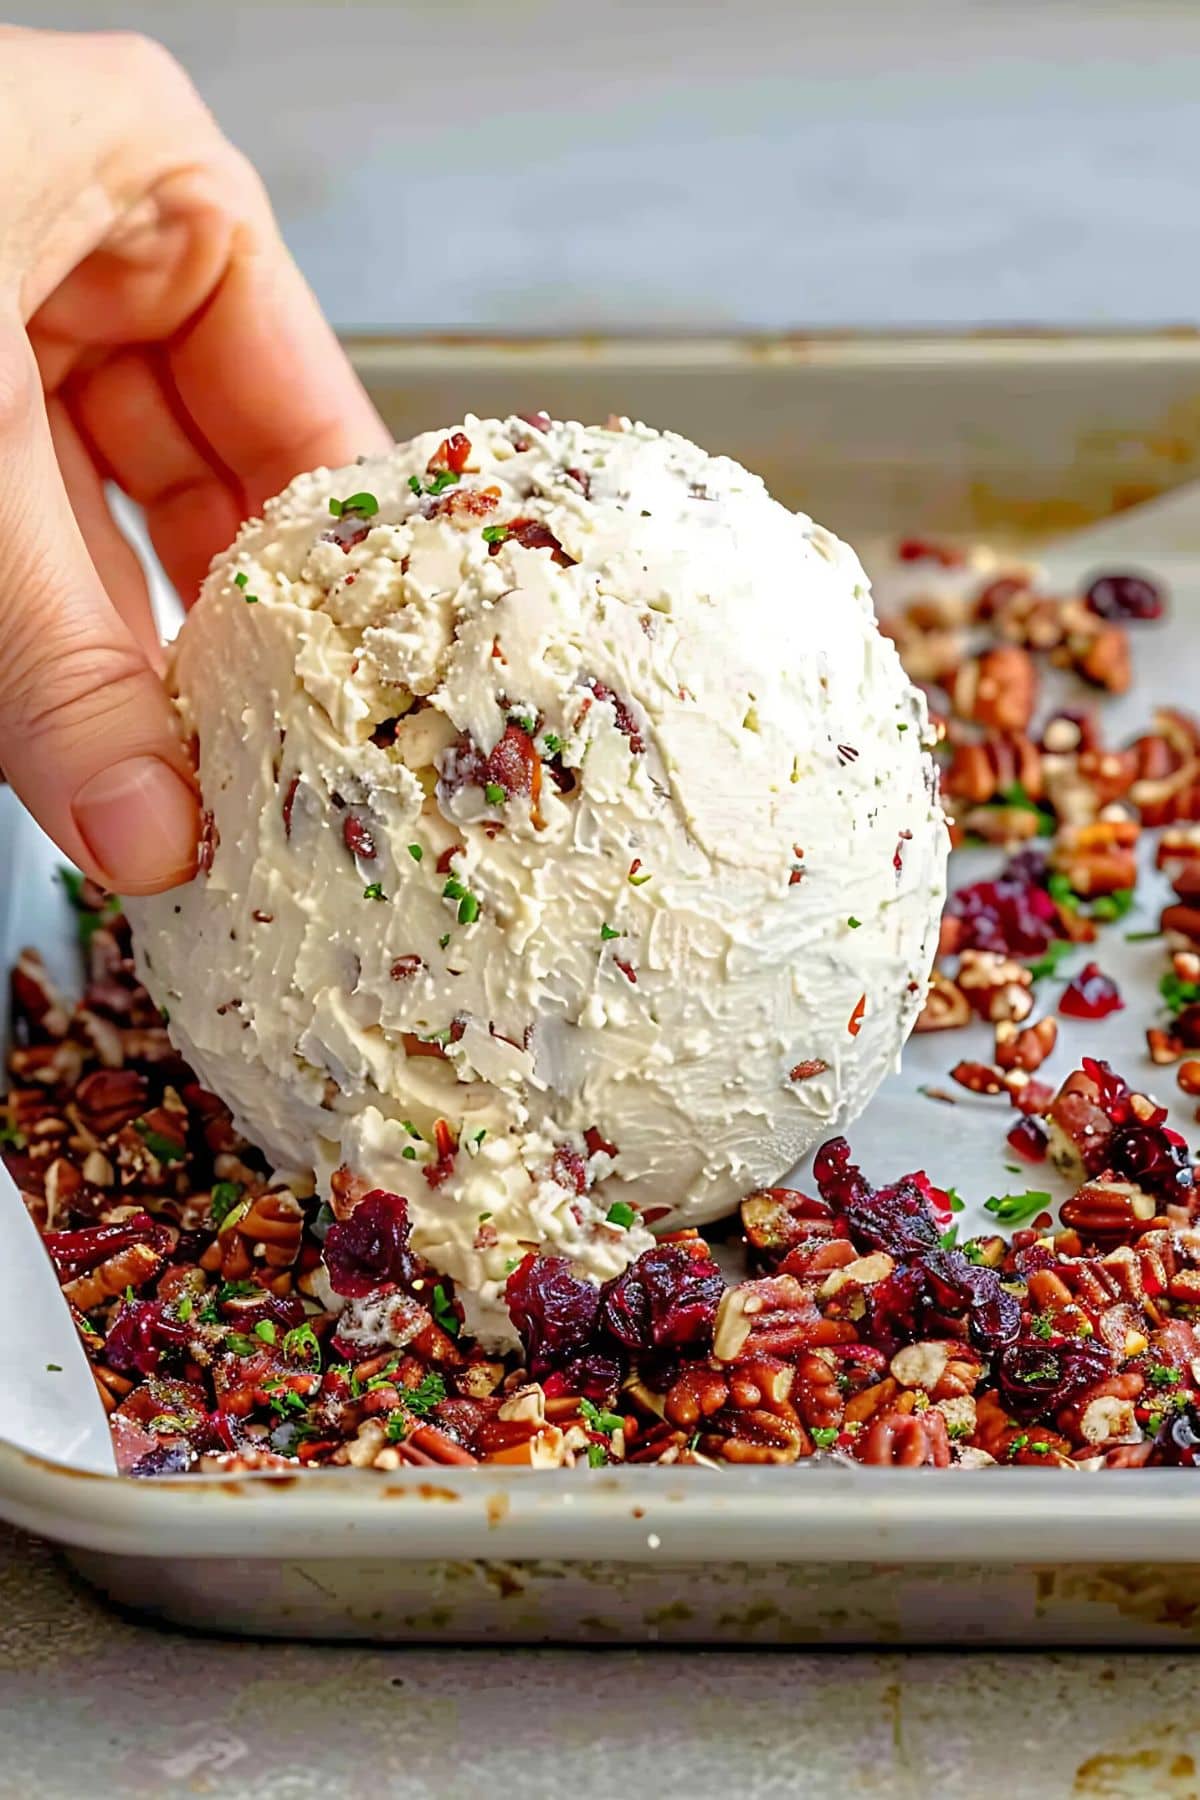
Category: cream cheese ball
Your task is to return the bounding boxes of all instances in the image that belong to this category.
[127,415,948,1341]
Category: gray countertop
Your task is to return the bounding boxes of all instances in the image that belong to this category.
[1,1521,1198,1799]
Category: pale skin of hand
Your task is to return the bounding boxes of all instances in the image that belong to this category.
[0,26,392,894]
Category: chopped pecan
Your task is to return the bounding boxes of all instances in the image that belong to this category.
[914,971,970,1032]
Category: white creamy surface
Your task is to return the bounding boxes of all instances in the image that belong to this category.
[128,417,947,1340]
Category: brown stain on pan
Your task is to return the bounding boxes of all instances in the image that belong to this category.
[485,1492,510,1528]
[380,1482,461,1503]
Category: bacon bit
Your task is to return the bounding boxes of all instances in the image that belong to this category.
[491,637,506,662]
[428,432,472,475]
[282,777,300,839]
[587,680,645,755]
[789,845,806,887]
[894,829,913,874]
[436,845,461,875]
[486,723,543,821]
[837,744,860,765]
[197,810,219,874]
[390,956,424,982]
[585,1126,619,1160]
[427,487,500,524]
[251,910,274,925]
[847,995,866,1038]
[614,958,638,985]
[489,517,575,567]
[322,514,374,553]
[343,815,377,860]
[790,1059,829,1082]
[370,718,400,748]
[896,537,966,567]
[518,411,553,434]
[423,1118,459,1189]
[565,466,591,498]
[552,1146,589,1194]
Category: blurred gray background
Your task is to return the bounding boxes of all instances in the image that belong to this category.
[15,0,1200,332]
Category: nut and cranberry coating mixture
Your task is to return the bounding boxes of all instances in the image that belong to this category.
[6,537,1200,1475]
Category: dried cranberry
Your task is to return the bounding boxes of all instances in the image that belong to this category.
[1079,1057,1132,1124]
[993,1336,1113,1421]
[540,1352,623,1404]
[812,1138,942,1258]
[343,815,377,860]
[323,1191,421,1298]
[948,851,1058,958]
[1108,1122,1193,1203]
[43,1212,167,1281]
[896,537,964,566]
[506,1255,603,1377]
[860,1262,927,1355]
[920,1249,1021,1354]
[105,1298,190,1376]
[1084,571,1164,623]
[600,1246,724,1354]
[1060,964,1123,1020]
[1007,1116,1049,1162]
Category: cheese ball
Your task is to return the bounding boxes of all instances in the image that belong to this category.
[128,416,948,1339]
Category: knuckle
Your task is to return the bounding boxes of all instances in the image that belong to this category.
[2,633,152,750]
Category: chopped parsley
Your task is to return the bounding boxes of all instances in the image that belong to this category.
[1090,887,1135,923]
[482,524,510,545]
[431,1283,460,1337]
[329,490,379,518]
[1161,969,1200,1017]
[408,470,459,498]
[0,1121,26,1150]
[45,1363,62,1374]
[457,893,480,925]
[439,933,451,950]
[605,1201,638,1230]
[984,1190,1053,1225]
[210,1181,244,1227]
[1027,938,1077,983]
[847,916,862,930]
[134,1121,186,1164]
[254,1320,278,1345]
[57,865,123,951]
[580,1398,624,1437]
[225,1332,258,1357]
[1030,1311,1055,1340]
[283,1323,322,1367]
[600,922,620,941]
[586,1443,609,1467]
[176,1293,194,1325]
[484,782,506,806]
[946,1187,965,1214]
[407,843,423,863]
[541,732,562,757]
[1149,1363,1181,1388]
[938,1226,959,1250]
[233,571,260,604]
[810,1427,839,1449]
[363,882,386,901]
[403,1371,447,1418]
[1125,928,1163,943]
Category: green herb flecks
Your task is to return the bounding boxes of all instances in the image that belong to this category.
[605,1201,638,1230]
[329,491,380,518]
[1027,939,1077,983]
[134,1121,186,1164]
[209,1181,244,1228]
[984,1190,1053,1225]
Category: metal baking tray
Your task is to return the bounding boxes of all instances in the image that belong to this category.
[6,333,1200,1645]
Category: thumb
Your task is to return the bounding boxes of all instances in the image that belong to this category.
[0,333,199,894]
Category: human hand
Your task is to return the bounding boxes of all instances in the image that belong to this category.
[0,26,390,893]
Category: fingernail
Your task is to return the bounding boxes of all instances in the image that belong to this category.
[73,756,199,891]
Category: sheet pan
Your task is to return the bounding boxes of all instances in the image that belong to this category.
[4,334,1200,1643]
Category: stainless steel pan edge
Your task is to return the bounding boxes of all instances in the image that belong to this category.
[1,1440,1198,1566]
